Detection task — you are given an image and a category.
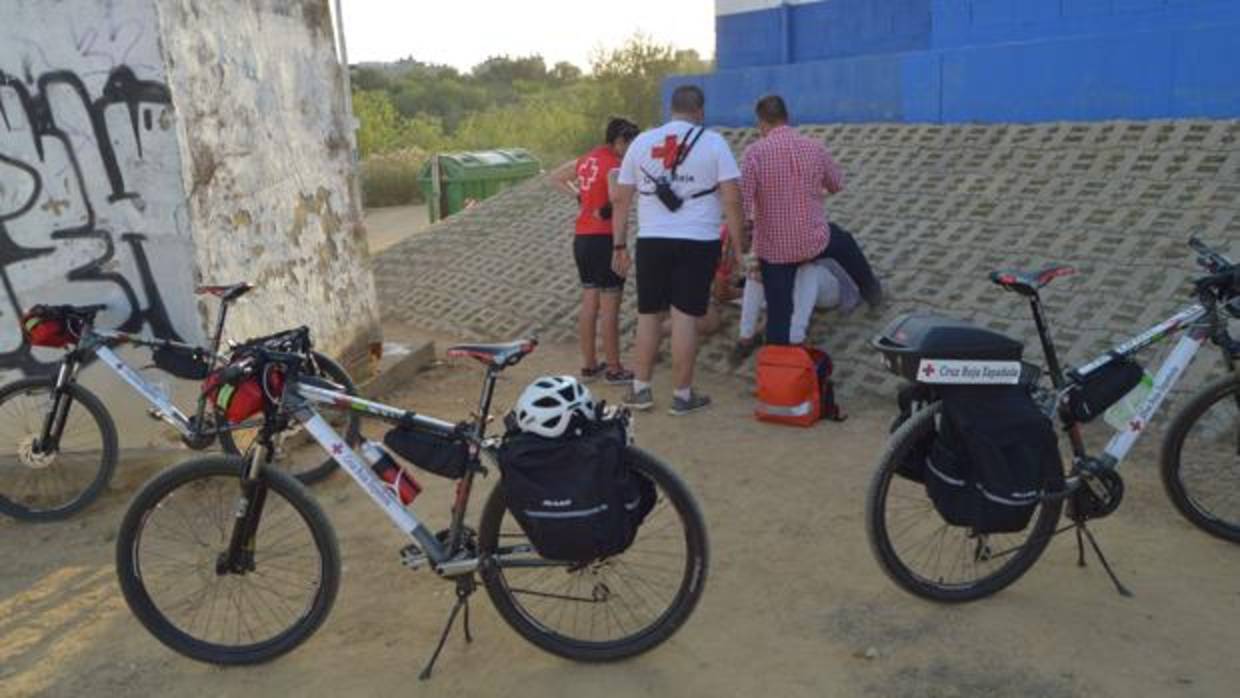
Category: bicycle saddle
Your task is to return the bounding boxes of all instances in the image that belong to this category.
[446,339,538,369]
[990,265,1075,296]
[195,283,253,302]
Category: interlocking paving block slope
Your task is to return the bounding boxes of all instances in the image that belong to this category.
[374,119,1240,409]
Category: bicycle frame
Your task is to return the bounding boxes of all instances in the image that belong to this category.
[1030,296,1229,470]
[293,382,462,565]
[38,298,261,448]
[235,372,553,576]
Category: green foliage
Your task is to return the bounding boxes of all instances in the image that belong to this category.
[360,148,428,207]
[352,34,712,207]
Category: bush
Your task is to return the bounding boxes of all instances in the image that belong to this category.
[361,148,427,207]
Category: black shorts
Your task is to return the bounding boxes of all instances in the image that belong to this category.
[573,235,625,291]
[635,237,720,317]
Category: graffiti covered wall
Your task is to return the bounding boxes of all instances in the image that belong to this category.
[0,0,199,379]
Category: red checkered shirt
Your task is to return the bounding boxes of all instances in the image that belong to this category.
[741,126,845,264]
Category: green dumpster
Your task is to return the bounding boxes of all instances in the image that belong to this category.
[418,149,541,223]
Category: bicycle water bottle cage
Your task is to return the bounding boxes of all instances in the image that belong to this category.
[989,265,1075,297]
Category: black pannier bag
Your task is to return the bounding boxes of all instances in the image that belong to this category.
[152,345,212,380]
[384,426,470,479]
[497,417,656,562]
[890,382,935,483]
[924,385,1063,534]
[1066,358,1144,423]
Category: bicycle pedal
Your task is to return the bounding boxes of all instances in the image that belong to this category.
[400,544,428,570]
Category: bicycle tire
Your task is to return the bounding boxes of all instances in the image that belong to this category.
[0,377,118,522]
[478,446,709,662]
[218,351,361,485]
[865,403,1063,602]
[115,455,340,664]
[1160,376,1240,543]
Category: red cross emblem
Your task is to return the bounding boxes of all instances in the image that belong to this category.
[922,363,936,377]
[651,135,680,168]
[1129,419,1143,432]
[331,443,344,455]
[577,156,600,191]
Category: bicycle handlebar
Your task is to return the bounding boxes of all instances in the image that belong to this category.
[1189,236,1233,272]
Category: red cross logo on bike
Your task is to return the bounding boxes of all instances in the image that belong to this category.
[922,363,936,378]
[331,443,344,455]
[1129,419,1143,432]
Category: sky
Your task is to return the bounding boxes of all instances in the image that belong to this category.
[337,0,716,72]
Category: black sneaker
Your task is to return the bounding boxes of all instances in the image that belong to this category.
[605,366,635,385]
[581,363,608,383]
[669,391,711,416]
[729,333,763,368]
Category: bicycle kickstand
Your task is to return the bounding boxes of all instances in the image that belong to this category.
[419,580,476,680]
[1076,522,1133,598]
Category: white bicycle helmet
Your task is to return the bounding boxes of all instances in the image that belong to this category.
[513,375,596,438]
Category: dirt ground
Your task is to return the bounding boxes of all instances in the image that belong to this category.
[364,204,431,255]
[2,339,1239,698]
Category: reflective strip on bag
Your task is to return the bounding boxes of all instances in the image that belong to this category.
[524,504,608,519]
[756,400,814,418]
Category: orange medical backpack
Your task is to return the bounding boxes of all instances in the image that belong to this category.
[754,345,844,427]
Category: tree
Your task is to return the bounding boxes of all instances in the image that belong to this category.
[588,33,708,128]
[471,55,548,83]
[550,61,583,83]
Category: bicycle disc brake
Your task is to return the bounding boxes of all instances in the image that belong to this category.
[1069,469,1124,521]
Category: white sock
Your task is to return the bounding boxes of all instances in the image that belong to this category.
[674,387,692,401]
[633,380,651,393]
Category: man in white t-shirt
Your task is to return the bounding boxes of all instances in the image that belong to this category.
[610,85,746,415]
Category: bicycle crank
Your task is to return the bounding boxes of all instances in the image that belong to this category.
[1069,469,1124,521]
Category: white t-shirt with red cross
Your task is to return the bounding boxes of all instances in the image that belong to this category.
[617,119,741,242]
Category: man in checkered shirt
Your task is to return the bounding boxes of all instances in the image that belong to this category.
[741,95,882,346]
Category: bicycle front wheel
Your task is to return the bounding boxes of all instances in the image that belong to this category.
[1161,376,1240,543]
[115,456,340,664]
[478,446,709,662]
[218,351,360,485]
[865,403,1063,602]
[0,377,118,521]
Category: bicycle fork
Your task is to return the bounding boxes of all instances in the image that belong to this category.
[37,362,79,453]
[219,447,270,575]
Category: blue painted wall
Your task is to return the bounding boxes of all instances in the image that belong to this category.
[677,0,1240,125]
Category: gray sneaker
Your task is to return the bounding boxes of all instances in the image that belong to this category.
[669,391,711,416]
[623,385,654,411]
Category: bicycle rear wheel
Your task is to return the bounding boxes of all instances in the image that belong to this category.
[865,403,1063,602]
[218,351,360,485]
[478,446,708,662]
[1160,376,1240,543]
[115,455,340,664]
[0,377,117,521]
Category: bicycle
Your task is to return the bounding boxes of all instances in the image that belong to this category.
[865,237,1240,602]
[114,338,709,675]
[0,285,360,521]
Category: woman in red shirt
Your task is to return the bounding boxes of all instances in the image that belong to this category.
[551,117,640,383]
